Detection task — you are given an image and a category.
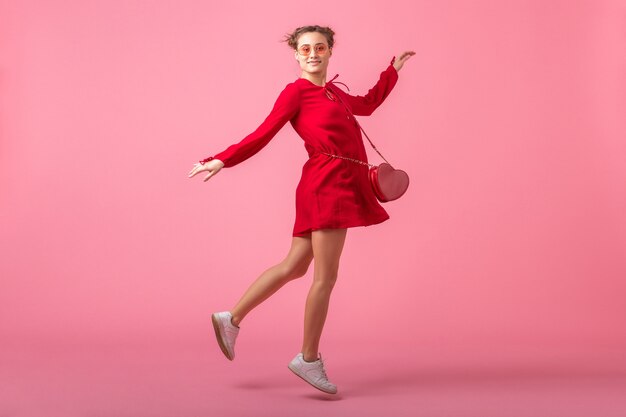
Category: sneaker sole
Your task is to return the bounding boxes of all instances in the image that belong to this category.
[211,314,234,361]
[287,363,337,394]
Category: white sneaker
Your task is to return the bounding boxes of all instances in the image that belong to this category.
[211,311,239,360]
[288,353,338,394]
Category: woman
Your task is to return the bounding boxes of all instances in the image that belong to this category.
[188,25,414,394]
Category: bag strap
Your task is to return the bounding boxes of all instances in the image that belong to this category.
[324,78,391,166]
[319,151,376,168]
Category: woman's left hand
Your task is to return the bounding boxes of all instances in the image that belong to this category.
[393,51,416,72]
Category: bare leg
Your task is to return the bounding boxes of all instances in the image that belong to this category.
[301,229,347,362]
[230,236,313,326]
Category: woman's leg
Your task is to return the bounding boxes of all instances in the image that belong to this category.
[301,228,347,362]
[230,235,313,326]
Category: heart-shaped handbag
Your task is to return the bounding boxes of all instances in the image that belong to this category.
[369,163,410,202]
[322,83,410,203]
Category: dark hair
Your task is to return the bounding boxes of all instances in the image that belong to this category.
[282,25,336,50]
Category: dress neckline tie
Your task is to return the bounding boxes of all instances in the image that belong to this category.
[324,74,349,101]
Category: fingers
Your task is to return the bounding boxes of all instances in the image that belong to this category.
[188,164,200,177]
[203,171,215,182]
[401,51,415,60]
[188,161,221,182]
[188,163,206,178]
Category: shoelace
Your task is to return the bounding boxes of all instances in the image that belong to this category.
[317,355,329,380]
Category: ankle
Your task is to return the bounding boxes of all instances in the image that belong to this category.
[302,352,319,362]
[230,313,241,328]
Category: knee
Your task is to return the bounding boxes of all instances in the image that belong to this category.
[313,271,338,289]
[280,260,311,281]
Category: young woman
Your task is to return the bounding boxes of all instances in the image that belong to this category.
[188,25,414,394]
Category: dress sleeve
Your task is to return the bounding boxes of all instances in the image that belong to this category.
[204,82,300,168]
[342,56,399,116]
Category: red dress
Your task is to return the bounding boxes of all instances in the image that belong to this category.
[204,57,399,237]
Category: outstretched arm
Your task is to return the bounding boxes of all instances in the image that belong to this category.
[188,82,300,181]
[343,51,416,116]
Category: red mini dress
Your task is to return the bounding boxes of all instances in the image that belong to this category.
[205,57,399,237]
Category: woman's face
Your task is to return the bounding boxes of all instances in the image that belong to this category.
[295,31,332,76]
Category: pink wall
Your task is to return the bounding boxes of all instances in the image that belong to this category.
[1,0,625,368]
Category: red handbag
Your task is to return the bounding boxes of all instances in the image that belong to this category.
[369,162,410,202]
[322,85,409,203]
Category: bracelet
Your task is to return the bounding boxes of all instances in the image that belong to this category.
[199,156,214,165]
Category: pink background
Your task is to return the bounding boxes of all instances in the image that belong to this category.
[1,0,625,416]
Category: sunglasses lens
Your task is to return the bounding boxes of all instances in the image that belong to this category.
[298,44,328,56]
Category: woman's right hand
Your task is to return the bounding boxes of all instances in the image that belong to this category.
[188,158,225,182]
